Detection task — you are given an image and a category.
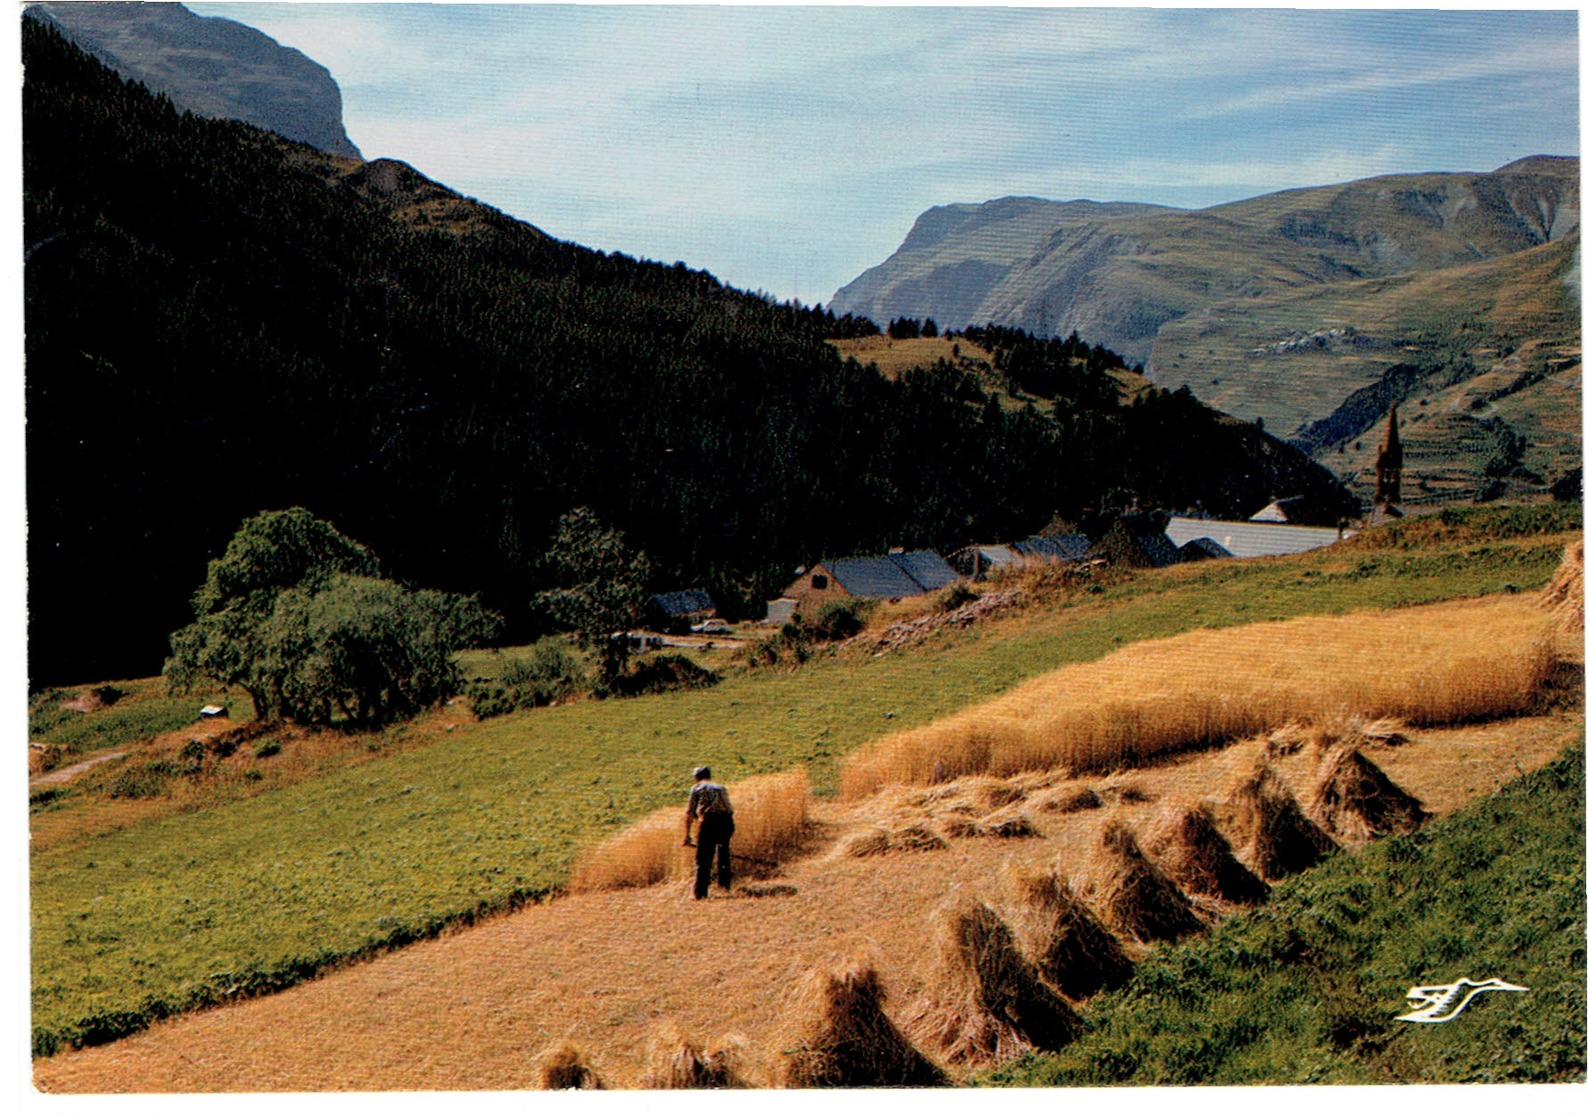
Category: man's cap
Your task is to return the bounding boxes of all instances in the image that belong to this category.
[693,766,711,781]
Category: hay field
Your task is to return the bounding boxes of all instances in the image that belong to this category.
[840,596,1560,797]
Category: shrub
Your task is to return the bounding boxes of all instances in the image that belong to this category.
[934,583,980,613]
[468,643,584,718]
[604,654,720,698]
[808,598,871,641]
[106,762,176,800]
[252,739,282,759]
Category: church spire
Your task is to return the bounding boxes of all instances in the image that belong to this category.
[1374,402,1403,507]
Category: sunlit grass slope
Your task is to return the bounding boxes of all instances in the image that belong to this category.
[29,505,1578,1054]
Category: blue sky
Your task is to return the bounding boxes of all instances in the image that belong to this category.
[187,4,1579,303]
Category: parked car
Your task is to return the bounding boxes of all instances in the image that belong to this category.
[690,618,731,634]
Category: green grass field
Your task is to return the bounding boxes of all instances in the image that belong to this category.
[984,734,1585,1085]
[29,504,1581,1055]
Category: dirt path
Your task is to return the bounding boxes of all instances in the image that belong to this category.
[32,712,1577,1092]
[28,751,126,789]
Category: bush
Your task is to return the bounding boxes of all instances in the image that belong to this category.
[808,598,872,641]
[105,762,176,800]
[934,583,980,613]
[467,642,584,718]
[253,739,282,759]
[605,654,720,698]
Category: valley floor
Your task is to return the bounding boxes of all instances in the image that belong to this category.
[33,709,1578,1092]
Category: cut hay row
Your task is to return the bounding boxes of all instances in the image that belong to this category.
[839,597,1557,798]
[569,768,809,893]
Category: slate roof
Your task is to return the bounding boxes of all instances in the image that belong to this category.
[1178,537,1235,562]
[818,550,959,599]
[651,589,716,617]
[890,550,959,592]
[1165,517,1348,560]
[1014,534,1091,562]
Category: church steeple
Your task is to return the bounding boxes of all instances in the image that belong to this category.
[1374,402,1403,508]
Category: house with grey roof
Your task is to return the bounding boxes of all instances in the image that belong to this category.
[648,588,717,633]
[948,534,1092,579]
[779,549,960,617]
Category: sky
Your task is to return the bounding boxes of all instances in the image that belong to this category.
[178,3,1582,304]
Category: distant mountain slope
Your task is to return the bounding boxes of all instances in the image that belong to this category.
[833,162,1578,369]
[28,1,362,158]
[22,18,1356,686]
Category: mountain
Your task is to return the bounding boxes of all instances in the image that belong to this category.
[22,16,1356,687]
[28,1,362,159]
[832,161,1581,504]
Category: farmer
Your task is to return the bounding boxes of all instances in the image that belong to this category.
[682,765,735,899]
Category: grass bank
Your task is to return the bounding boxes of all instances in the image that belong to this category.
[29,506,1580,1055]
[985,732,1586,1085]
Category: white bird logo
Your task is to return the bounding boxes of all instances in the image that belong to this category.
[1395,977,1529,1023]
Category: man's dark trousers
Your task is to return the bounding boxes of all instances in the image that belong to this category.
[694,813,734,899]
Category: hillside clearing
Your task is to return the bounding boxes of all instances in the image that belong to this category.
[33,708,1580,1091]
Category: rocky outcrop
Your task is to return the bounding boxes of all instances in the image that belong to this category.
[29,2,361,159]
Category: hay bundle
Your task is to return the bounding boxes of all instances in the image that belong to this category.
[775,958,947,1087]
[1098,782,1153,805]
[639,1024,751,1089]
[977,809,1038,838]
[1141,801,1269,905]
[889,822,949,851]
[1226,758,1337,881]
[1540,539,1584,629]
[1032,786,1104,814]
[837,829,892,858]
[1265,721,1319,757]
[902,897,1081,1065]
[1305,745,1428,845]
[1085,819,1203,944]
[1002,863,1133,999]
[961,776,1026,811]
[939,815,979,839]
[531,1043,604,1090]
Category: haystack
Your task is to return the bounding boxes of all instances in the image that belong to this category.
[1032,786,1104,814]
[1141,801,1269,905]
[639,1023,751,1089]
[531,1042,604,1090]
[1540,539,1584,630]
[774,958,947,1087]
[1084,819,1203,944]
[837,829,892,858]
[1305,745,1428,845]
[902,897,1081,1065]
[889,822,949,851]
[1226,758,1337,881]
[1002,863,1133,1000]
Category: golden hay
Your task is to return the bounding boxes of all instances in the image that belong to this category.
[774,957,948,1087]
[902,896,1081,1066]
[1141,801,1269,905]
[1540,539,1584,631]
[639,1023,752,1089]
[1226,758,1338,882]
[1085,819,1204,944]
[1031,786,1104,814]
[570,768,810,892]
[1305,745,1428,845]
[839,597,1558,798]
[531,1042,604,1090]
[836,829,893,859]
[889,822,950,852]
[1001,862,1134,1000]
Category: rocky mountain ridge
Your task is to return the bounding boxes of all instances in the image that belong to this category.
[832,159,1579,369]
[28,1,361,159]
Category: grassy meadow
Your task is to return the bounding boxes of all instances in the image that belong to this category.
[28,503,1580,1055]
[985,738,1586,1085]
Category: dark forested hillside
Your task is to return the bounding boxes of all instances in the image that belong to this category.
[22,17,1356,686]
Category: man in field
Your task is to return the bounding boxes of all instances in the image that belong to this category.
[682,765,735,899]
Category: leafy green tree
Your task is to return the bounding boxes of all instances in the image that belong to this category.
[166,508,499,726]
[534,508,651,686]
